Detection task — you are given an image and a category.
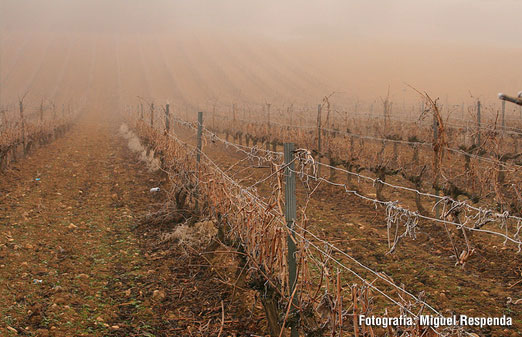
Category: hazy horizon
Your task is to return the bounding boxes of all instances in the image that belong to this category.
[2,1,522,45]
[1,0,521,112]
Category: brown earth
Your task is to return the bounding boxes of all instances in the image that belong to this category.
[0,114,264,336]
[168,124,522,337]
[2,110,519,337]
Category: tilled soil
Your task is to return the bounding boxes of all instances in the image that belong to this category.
[1,113,520,336]
[169,125,522,337]
[0,116,263,336]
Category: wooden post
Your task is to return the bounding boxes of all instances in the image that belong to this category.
[19,100,26,155]
[433,113,440,218]
[40,100,44,123]
[501,100,505,132]
[477,100,481,146]
[212,104,216,130]
[150,103,154,127]
[1,108,5,129]
[140,103,144,120]
[267,103,271,127]
[266,103,271,151]
[195,111,203,210]
[196,111,203,165]
[383,99,388,133]
[317,104,322,176]
[284,143,298,337]
[165,103,170,133]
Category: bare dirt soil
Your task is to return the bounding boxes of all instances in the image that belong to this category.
[0,115,263,336]
[170,125,522,337]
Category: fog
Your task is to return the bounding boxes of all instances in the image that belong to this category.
[1,0,521,112]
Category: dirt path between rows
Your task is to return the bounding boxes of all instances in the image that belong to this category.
[3,113,519,337]
[0,115,262,336]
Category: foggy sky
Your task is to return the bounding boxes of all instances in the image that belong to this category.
[1,1,521,107]
[2,0,521,47]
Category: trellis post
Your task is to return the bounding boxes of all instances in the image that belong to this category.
[267,103,271,128]
[433,112,440,218]
[19,100,26,155]
[197,111,203,164]
[40,100,44,123]
[476,100,481,146]
[317,104,322,176]
[501,100,505,132]
[195,111,204,210]
[284,143,298,337]
[165,103,170,133]
[150,103,154,127]
[212,104,216,130]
